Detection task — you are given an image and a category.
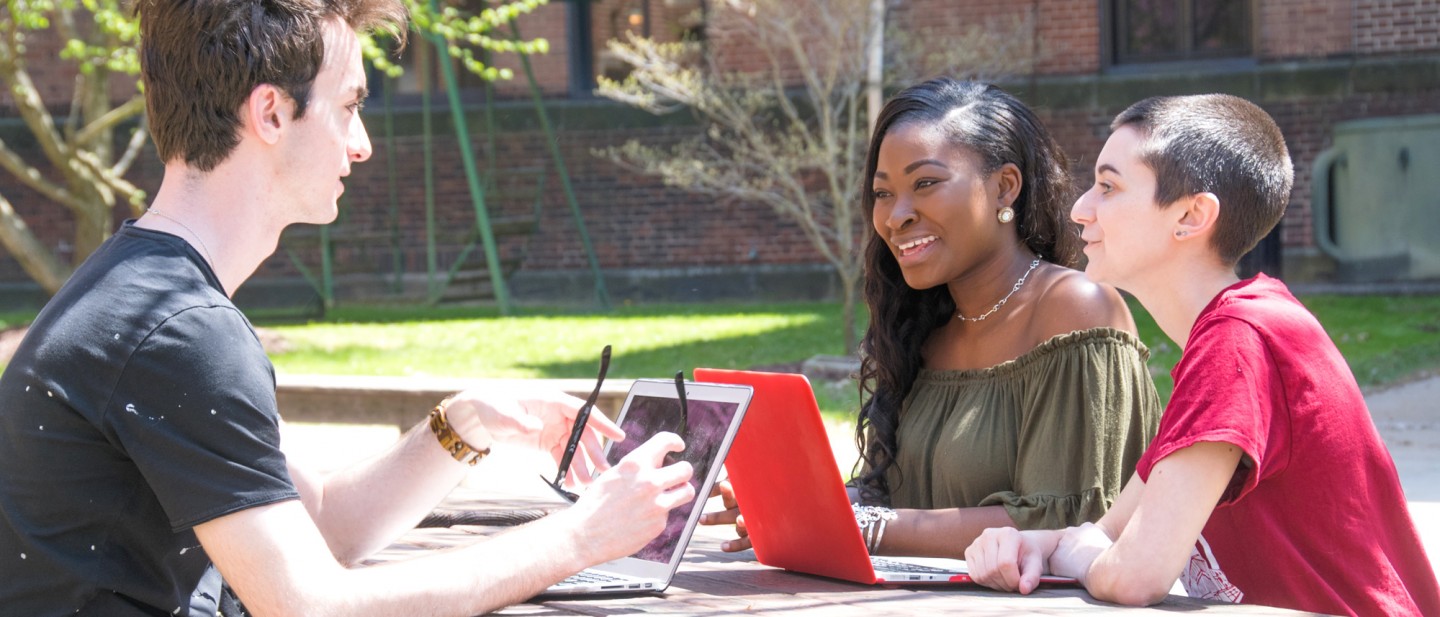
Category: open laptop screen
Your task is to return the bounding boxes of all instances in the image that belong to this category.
[605,393,745,563]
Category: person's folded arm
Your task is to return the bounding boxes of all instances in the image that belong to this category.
[1056,441,1242,606]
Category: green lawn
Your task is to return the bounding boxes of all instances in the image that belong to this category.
[4,295,1433,420]
[265,302,867,417]
[257,294,1440,420]
[1128,294,1440,402]
[267,302,856,378]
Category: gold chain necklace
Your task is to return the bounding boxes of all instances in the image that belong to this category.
[955,256,1041,322]
[146,208,216,268]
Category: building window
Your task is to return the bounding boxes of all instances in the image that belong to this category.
[1112,0,1252,64]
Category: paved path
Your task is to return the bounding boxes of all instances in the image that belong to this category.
[281,375,1440,570]
[1365,376,1440,563]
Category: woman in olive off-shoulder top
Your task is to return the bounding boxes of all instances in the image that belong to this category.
[851,79,1161,558]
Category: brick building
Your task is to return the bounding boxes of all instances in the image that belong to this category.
[1,0,1437,309]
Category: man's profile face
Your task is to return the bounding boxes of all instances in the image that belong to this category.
[278,18,372,226]
[1070,125,1175,291]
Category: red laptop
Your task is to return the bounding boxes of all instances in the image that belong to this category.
[693,368,1075,586]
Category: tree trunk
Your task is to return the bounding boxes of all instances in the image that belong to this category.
[71,200,110,269]
[0,192,73,294]
[840,264,860,355]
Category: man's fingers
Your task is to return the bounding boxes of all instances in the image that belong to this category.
[656,478,697,511]
[625,432,685,466]
[565,439,596,485]
[582,406,625,441]
[578,428,609,475]
[654,459,694,491]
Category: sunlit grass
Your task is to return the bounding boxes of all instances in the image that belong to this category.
[7,292,1433,419]
[267,302,850,379]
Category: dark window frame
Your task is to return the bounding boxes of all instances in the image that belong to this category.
[1102,0,1258,68]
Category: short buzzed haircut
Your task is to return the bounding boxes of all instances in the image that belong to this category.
[137,0,407,172]
[1112,94,1294,266]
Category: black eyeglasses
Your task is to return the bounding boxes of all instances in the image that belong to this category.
[542,345,690,503]
[543,345,611,502]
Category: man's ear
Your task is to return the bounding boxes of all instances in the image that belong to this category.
[1174,192,1220,240]
[243,84,291,145]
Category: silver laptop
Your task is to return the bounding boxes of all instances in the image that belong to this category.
[540,378,752,597]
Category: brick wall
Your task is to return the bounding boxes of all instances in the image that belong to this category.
[1262,0,1353,59]
[1027,74,1440,257]
[487,2,572,98]
[331,123,821,273]
[2,0,1440,299]
[1356,0,1440,53]
[1035,0,1101,74]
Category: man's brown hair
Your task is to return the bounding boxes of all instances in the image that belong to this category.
[1112,94,1294,266]
[137,0,406,172]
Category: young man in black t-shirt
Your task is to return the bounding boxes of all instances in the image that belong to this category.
[0,2,696,615]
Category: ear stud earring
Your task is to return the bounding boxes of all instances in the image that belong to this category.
[997,207,1015,224]
[1175,230,1189,238]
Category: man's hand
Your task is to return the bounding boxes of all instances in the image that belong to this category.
[443,387,625,486]
[562,432,695,565]
[699,480,750,552]
[964,527,1062,594]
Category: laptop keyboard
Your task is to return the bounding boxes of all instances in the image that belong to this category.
[870,557,953,574]
[558,570,628,585]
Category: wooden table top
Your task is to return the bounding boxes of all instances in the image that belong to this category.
[370,487,1317,616]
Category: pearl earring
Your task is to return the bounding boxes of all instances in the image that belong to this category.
[997,207,1015,224]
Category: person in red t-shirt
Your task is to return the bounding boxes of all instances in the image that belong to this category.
[962,94,1440,616]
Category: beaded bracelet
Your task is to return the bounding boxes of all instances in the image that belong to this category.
[852,504,897,554]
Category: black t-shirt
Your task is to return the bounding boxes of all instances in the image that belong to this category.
[0,222,298,616]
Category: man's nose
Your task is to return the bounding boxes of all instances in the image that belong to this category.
[349,115,372,163]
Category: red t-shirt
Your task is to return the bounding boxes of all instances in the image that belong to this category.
[1137,274,1440,616]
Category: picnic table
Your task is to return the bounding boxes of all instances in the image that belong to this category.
[369,485,1316,616]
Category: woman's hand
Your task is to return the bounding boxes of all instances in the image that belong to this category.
[699,480,751,552]
[442,386,626,487]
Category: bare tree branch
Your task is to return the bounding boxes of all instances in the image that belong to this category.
[73,95,145,148]
[113,118,148,177]
[0,138,89,212]
[0,40,72,174]
[0,190,72,292]
[74,150,144,209]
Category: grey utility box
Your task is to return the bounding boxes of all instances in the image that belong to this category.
[1312,114,1440,282]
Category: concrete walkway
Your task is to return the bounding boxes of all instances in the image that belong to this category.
[1366,376,1440,562]
[280,375,1440,568]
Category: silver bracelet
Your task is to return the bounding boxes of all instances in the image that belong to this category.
[852,504,896,554]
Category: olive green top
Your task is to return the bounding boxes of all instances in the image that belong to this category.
[885,327,1161,529]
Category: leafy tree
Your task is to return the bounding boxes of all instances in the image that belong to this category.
[0,0,144,294]
[596,0,1035,353]
[0,0,545,295]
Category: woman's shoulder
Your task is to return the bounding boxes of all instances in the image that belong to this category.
[1028,266,1137,341]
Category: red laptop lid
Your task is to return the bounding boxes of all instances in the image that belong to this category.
[693,368,877,584]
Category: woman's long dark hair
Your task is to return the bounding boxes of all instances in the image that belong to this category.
[852,79,1080,503]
